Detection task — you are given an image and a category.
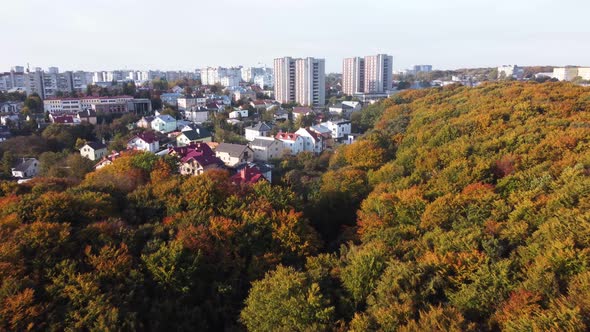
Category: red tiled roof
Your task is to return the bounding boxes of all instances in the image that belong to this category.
[52,115,75,123]
[131,131,158,144]
[168,143,214,158]
[231,166,265,184]
[275,132,300,141]
[45,95,134,101]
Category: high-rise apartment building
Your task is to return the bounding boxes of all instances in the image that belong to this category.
[200,67,242,86]
[274,57,325,106]
[364,54,393,93]
[342,57,365,95]
[342,54,393,95]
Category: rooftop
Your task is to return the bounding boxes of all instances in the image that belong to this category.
[216,143,250,158]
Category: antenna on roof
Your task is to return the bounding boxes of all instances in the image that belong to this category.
[26,63,30,73]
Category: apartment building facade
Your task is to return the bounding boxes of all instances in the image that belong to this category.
[342,54,393,95]
[274,57,325,106]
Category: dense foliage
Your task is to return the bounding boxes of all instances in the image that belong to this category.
[1,82,589,330]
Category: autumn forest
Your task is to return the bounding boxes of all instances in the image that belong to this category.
[1,82,590,331]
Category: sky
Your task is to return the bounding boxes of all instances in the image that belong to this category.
[2,0,590,73]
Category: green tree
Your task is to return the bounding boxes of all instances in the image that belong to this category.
[241,265,335,332]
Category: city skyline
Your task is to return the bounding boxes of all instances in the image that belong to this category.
[2,0,590,73]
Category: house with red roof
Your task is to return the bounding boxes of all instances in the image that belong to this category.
[49,114,81,125]
[167,143,224,176]
[275,132,305,155]
[127,131,160,153]
[231,165,266,185]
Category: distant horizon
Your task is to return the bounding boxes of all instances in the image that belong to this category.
[2,0,589,72]
[3,62,588,76]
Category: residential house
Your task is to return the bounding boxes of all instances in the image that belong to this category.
[11,158,39,178]
[168,143,223,176]
[49,114,80,126]
[80,142,107,161]
[328,101,361,117]
[320,120,351,140]
[249,137,282,162]
[205,102,225,113]
[95,151,121,170]
[0,113,20,126]
[292,106,313,120]
[310,124,334,149]
[245,121,272,141]
[184,107,209,123]
[161,92,184,106]
[295,127,324,154]
[77,109,97,125]
[176,127,212,146]
[177,97,206,111]
[229,109,249,119]
[231,165,266,184]
[151,114,177,133]
[215,143,254,168]
[127,131,160,152]
[346,133,361,145]
[275,132,305,155]
[273,109,289,121]
[137,116,155,129]
[250,100,267,111]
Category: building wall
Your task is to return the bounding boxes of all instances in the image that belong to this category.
[342,57,365,95]
[364,54,393,93]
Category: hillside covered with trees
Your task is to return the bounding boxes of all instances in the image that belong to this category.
[1,82,589,331]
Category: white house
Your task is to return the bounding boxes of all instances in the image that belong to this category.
[329,101,361,117]
[292,107,314,120]
[321,120,351,140]
[127,132,160,153]
[184,108,209,123]
[178,97,206,111]
[295,128,324,154]
[215,143,254,167]
[80,142,108,161]
[151,114,177,133]
[229,109,249,119]
[245,122,272,141]
[275,132,305,155]
[11,158,39,178]
[249,137,282,162]
[176,128,212,146]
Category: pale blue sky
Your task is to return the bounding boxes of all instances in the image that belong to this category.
[2,0,589,73]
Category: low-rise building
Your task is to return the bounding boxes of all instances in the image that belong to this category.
[127,132,160,152]
[151,114,177,133]
[215,143,254,168]
[49,114,80,126]
[229,109,249,119]
[168,143,223,176]
[250,137,282,161]
[275,132,305,155]
[231,165,266,184]
[178,97,206,111]
[292,107,314,120]
[176,127,212,146]
[77,109,97,125]
[320,120,351,140]
[137,116,155,129]
[295,127,324,154]
[245,122,272,141]
[11,158,39,178]
[80,142,107,161]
